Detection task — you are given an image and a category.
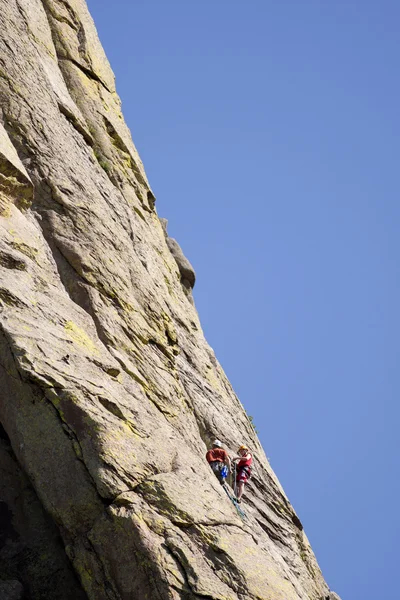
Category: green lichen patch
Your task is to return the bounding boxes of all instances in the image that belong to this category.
[93,147,113,174]
[0,251,26,270]
[8,239,38,261]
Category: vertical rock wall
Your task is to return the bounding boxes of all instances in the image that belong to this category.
[0,425,87,599]
[0,1,339,599]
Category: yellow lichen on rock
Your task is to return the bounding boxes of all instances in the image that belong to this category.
[64,321,99,354]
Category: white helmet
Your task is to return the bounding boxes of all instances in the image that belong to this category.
[213,439,222,448]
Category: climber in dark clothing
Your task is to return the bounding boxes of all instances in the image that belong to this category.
[206,440,231,484]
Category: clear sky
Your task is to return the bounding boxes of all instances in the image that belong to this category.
[87,2,400,598]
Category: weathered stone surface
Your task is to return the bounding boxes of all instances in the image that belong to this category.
[0,580,24,600]
[0,429,87,599]
[161,218,196,299]
[0,122,33,213]
[0,1,337,599]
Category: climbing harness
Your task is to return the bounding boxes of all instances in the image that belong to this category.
[234,448,253,494]
[209,460,228,484]
[237,464,252,480]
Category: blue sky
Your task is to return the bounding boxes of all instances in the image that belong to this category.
[87,2,400,598]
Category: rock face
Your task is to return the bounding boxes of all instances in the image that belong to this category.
[0,426,86,599]
[0,580,24,600]
[0,2,340,599]
[160,218,196,302]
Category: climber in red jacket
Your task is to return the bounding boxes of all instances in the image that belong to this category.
[206,439,231,484]
[232,444,252,502]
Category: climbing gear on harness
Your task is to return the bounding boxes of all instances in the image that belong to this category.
[213,439,222,447]
[233,448,253,503]
[235,447,252,480]
[237,465,252,480]
[209,460,227,484]
[220,465,229,480]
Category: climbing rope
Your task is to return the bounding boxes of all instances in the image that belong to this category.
[233,462,237,498]
[218,462,247,520]
[222,482,247,520]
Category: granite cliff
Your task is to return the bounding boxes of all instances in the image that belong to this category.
[0,1,341,599]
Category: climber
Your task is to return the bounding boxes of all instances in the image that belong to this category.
[232,445,253,502]
[206,439,231,485]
